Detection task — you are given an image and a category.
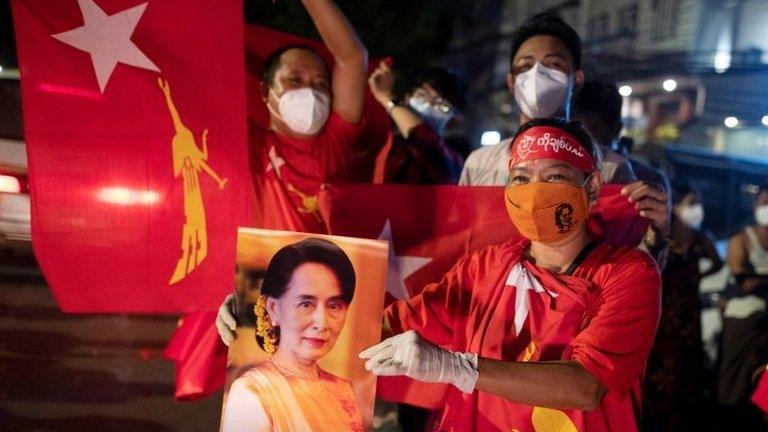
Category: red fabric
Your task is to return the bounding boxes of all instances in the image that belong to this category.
[163,312,228,401]
[378,124,464,184]
[385,237,660,432]
[12,0,251,312]
[249,112,364,234]
[509,126,596,172]
[752,369,768,413]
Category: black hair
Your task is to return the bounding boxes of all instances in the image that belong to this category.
[261,44,328,86]
[670,179,700,205]
[512,117,602,168]
[261,238,356,304]
[413,67,468,111]
[510,13,582,71]
[572,81,623,131]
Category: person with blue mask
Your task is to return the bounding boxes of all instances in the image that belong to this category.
[368,62,467,184]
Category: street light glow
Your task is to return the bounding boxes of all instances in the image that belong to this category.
[480,131,501,146]
[662,79,677,92]
[618,85,632,97]
[724,116,739,128]
[714,51,731,73]
[762,115,768,126]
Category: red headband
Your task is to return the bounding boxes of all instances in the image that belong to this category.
[508,126,596,173]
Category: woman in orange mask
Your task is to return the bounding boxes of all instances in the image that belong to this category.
[361,118,662,432]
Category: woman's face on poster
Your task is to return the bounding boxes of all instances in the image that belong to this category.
[268,262,349,363]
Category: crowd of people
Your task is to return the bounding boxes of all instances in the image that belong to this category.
[211,0,768,430]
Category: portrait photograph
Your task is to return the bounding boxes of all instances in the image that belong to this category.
[220,228,388,432]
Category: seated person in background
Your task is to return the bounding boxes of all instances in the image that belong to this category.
[222,238,362,432]
[369,62,467,184]
[362,118,661,432]
[642,181,722,432]
[718,182,768,431]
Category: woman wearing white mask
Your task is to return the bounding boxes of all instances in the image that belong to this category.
[718,183,768,430]
[643,181,722,432]
[368,63,467,184]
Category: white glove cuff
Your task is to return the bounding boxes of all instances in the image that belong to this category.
[452,352,479,394]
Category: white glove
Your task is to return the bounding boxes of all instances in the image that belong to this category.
[215,293,237,346]
[359,330,479,393]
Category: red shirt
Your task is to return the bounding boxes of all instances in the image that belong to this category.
[384,236,661,432]
[249,112,364,233]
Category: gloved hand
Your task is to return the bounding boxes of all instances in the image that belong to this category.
[215,293,237,346]
[359,330,479,393]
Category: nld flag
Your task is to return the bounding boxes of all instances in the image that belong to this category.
[12,0,251,312]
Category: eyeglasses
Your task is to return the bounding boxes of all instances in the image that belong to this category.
[411,88,454,114]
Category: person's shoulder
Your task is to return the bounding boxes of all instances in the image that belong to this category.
[237,361,280,386]
[592,243,659,276]
[322,110,364,136]
[465,138,511,166]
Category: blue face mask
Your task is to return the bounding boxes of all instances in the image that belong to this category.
[408,96,454,134]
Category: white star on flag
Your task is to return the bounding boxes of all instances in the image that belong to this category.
[266,145,286,179]
[51,0,160,93]
[507,263,558,336]
[377,219,432,300]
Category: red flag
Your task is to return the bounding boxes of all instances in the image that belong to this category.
[163,312,228,401]
[12,0,252,312]
[752,367,768,413]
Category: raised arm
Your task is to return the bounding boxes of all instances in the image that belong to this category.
[301,0,368,124]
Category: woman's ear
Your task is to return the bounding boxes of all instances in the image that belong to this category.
[265,296,279,326]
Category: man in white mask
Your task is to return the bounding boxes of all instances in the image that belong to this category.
[459,13,585,187]
[251,0,368,234]
[459,13,670,265]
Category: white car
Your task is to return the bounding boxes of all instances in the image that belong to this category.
[0,71,31,253]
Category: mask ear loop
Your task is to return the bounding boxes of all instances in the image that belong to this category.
[582,171,598,206]
[265,88,286,124]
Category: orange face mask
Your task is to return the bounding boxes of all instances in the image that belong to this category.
[504,181,589,243]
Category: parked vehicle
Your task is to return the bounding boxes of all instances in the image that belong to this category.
[0,71,31,254]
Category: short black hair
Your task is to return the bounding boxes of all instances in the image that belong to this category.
[261,238,356,304]
[261,44,328,86]
[509,13,582,71]
[670,179,700,205]
[414,67,468,111]
[572,81,623,130]
[512,117,602,169]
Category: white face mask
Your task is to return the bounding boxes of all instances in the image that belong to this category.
[756,204,768,227]
[268,87,330,135]
[408,96,453,134]
[513,63,571,119]
[677,203,704,229]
